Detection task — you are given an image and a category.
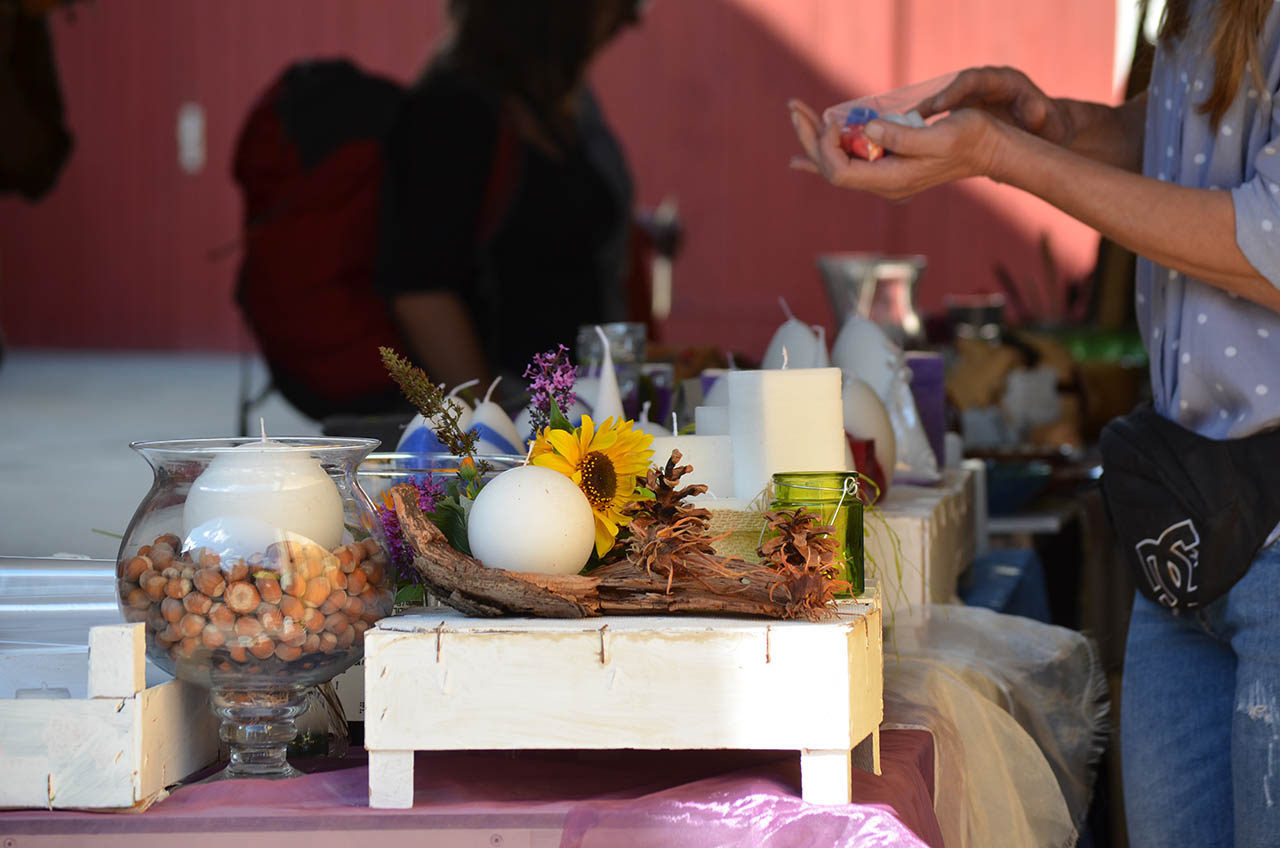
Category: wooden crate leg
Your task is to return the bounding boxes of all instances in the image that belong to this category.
[800,748,851,805]
[852,729,881,776]
[368,750,414,809]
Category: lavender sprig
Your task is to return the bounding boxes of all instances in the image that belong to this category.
[376,474,445,596]
[523,344,577,438]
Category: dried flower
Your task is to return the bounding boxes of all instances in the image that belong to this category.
[522,344,577,438]
[377,475,445,590]
[379,347,481,461]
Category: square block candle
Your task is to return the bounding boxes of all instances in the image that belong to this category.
[648,434,735,498]
[728,369,848,500]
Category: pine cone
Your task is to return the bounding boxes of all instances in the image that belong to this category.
[757,508,850,613]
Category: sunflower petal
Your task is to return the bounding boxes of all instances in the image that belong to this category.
[531,452,576,477]
[546,428,584,464]
[578,415,595,451]
[594,519,616,557]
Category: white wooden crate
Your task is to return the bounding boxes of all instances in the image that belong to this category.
[364,595,883,808]
[867,467,976,608]
[0,624,219,810]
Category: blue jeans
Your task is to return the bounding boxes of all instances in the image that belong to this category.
[1122,540,1280,847]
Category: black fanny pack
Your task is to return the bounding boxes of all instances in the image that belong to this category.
[1098,404,1280,612]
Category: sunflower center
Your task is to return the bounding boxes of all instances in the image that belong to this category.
[578,451,618,510]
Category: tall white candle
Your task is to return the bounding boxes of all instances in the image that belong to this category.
[727,368,847,500]
[183,435,345,558]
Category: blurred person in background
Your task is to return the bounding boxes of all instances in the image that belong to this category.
[375,0,653,395]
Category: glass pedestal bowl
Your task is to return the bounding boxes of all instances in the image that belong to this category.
[115,437,392,780]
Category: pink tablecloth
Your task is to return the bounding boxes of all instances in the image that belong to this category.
[1,730,942,848]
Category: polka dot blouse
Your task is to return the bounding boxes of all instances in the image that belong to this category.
[1139,0,1280,438]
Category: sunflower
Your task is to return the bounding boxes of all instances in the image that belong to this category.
[530,414,655,556]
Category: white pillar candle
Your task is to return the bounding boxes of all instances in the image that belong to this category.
[727,368,847,500]
[695,406,730,436]
[182,437,345,558]
[649,435,735,498]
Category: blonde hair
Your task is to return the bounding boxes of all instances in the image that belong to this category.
[1160,0,1270,128]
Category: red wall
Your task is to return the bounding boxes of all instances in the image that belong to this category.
[0,0,1116,359]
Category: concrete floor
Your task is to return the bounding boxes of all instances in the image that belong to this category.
[0,349,321,559]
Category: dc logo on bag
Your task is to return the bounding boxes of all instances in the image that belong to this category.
[1136,519,1201,608]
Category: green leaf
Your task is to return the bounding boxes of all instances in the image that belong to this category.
[677,423,697,435]
[631,486,656,501]
[549,396,575,433]
[395,584,426,606]
[430,498,472,556]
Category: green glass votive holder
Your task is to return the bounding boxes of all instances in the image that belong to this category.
[769,471,864,597]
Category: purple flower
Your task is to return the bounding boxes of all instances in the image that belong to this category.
[523,344,577,438]
[376,474,445,591]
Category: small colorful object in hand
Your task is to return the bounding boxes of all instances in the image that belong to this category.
[840,107,885,162]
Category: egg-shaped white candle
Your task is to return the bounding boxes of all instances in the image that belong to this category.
[842,376,896,485]
[762,299,825,370]
[182,435,345,554]
[470,376,524,454]
[467,465,595,574]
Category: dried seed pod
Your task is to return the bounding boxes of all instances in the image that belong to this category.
[194,568,225,597]
[141,571,168,601]
[248,634,276,660]
[303,577,331,609]
[336,626,355,649]
[320,588,348,616]
[274,643,302,662]
[161,597,185,623]
[224,558,250,583]
[301,608,326,633]
[183,591,212,615]
[318,632,339,654]
[255,574,283,604]
[165,577,192,600]
[123,555,151,582]
[224,581,261,615]
[303,633,321,654]
[179,613,206,638]
[259,607,284,635]
[208,602,235,630]
[342,595,365,619]
[235,617,264,638]
[202,624,226,650]
[279,595,304,622]
[323,613,349,635]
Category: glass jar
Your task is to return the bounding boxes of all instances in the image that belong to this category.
[116,437,390,780]
[770,471,864,596]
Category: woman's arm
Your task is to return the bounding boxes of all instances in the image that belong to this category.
[789,102,1280,314]
[391,291,492,391]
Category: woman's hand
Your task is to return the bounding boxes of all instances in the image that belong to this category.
[787,99,1005,200]
[918,66,1075,147]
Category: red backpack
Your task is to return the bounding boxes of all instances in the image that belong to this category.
[232,59,521,420]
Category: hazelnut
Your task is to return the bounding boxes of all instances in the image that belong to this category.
[228,645,249,663]
[153,533,181,550]
[323,613,349,635]
[224,558,250,582]
[303,633,321,654]
[235,617,264,638]
[279,617,306,646]
[324,567,347,591]
[123,555,151,582]
[319,632,339,654]
[259,607,284,635]
[183,592,212,615]
[202,625,226,650]
[141,571,168,601]
[194,568,225,598]
[256,574,283,604]
[165,577,192,600]
[361,559,385,587]
[126,586,150,610]
[280,571,306,599]
[248,634,275,660]
[179,613,206,638]
[173,637,200,660]
[320,589,348,616]
[149,544,175,569]
[362,538,381,558]
[162,566,181,580]
[303,577,331,609]
[161,597,185,623]
[336,626,355,649]
[335,545,356,573]
[180,565,196,581]
[208,602,235,630]
[224,581,261,615]
[343,595,365,619]
[301,608,325,633]
[274,643,302,662]
[345,569,367,596]
[198,548,221,569]
[279,595,304,622]
[156,623,182,645]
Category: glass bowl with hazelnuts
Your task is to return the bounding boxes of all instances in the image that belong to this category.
[116,435,392,780]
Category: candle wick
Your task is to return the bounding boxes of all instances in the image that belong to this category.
[782,346,789,370]
[778,296,794,321]
[483,375,502,404]
[523,440,535,466]
[671,412,678,433]
[640,400,651,423]
[259,418,268,443]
